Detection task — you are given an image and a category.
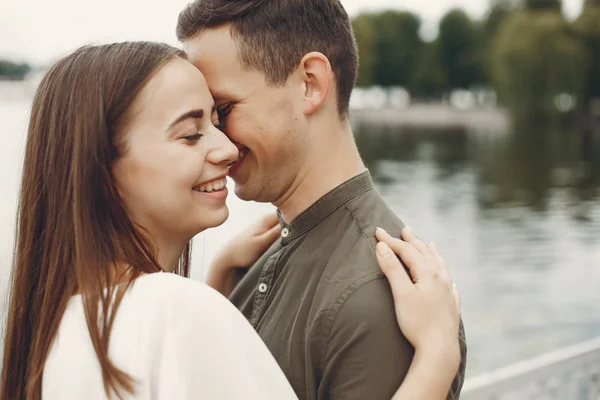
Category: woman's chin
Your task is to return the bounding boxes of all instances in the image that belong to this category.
[195,207,229,232]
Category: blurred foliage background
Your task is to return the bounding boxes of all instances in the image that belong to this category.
[351,0,600,118]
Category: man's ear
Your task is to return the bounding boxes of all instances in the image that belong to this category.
[298,52,332,116]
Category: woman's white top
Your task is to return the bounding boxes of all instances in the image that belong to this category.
[42,272,297,399]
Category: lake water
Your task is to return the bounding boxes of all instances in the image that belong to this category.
[1,88,599,379]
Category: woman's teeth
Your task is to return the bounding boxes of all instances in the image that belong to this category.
[194,178,227,193]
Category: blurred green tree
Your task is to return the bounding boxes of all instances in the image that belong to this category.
[408,42,447,99]
[372,11,423,87]
[352,11,424,89]
[0,61,31,79]
[524,0,562,10]
[491,11,588,116]
[481,2,514,83]
[353,14,377,87]
[438,9,484,90]
[483,3,513,42]
[573,3,600,109]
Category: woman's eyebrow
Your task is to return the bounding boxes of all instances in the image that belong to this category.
[167,109,205,131]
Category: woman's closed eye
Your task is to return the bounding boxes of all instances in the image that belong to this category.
[182,130,203,142]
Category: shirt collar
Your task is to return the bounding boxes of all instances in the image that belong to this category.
[276,170,374,245]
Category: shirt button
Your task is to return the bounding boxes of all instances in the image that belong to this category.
[258,283,268,293]
[281,228,290,238]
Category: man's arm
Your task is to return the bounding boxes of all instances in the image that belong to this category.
[318,277,414,400]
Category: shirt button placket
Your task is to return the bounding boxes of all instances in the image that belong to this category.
[250,255,278,326]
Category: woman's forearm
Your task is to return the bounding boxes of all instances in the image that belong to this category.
[391,346,460,400]
[205,259,237,297]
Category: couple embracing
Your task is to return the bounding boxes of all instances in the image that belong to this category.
[1,1,466,399]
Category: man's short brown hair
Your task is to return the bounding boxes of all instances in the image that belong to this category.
[176,0,358,116]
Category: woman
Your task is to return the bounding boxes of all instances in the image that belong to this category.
[0,42,461,400]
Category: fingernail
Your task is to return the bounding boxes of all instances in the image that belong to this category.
[376,227,388,235]
[429,241,437,249]
[376,242,392,257]
[403,225,411,231]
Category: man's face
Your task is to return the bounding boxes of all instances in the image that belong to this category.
[184,25,309,203]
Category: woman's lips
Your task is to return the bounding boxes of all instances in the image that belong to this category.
[196,186,228,200]
[193,177,229,200]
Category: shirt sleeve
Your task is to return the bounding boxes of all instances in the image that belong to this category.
[318,277,415,400]
[149,282,297,400]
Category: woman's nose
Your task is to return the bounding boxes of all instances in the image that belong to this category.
[206,126,239,166]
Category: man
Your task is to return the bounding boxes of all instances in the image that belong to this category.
[177,1,466,399]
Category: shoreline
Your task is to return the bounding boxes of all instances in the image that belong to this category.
[0,81,511,131]
[349,104,510,131]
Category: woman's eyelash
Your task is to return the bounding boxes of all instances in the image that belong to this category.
[183,132,203,142]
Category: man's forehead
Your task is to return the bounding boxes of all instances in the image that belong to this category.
[184,32,251,96]
[183,25,236,60]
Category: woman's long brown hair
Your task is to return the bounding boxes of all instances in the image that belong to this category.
[1,42,191,400]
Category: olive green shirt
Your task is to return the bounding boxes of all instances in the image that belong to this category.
[230,171,466,400]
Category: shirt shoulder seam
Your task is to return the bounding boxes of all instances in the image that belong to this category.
[287,185,374,241]
[343,202,378,257]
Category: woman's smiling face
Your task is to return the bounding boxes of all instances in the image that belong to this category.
[112,57,239,246]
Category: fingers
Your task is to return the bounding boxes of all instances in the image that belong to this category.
[376,228,422,282]
[255,212,280,231]
[376,242,412,296]
[262,223,282,240]
[400,226,427,253]
[428,242,450,284]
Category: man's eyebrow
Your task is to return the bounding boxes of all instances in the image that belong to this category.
[167,109,204,130]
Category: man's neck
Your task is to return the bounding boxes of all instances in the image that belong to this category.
[275,121,366,223]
